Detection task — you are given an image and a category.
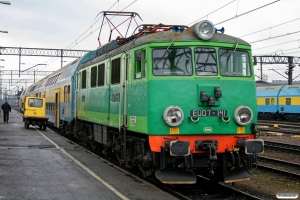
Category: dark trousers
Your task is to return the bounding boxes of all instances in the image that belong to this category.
[3,112,9,122]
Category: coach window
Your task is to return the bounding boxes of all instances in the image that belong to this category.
[82,70,86,89]
[67,85,70,102]
[111,58,121,84]
[271,98,275,105]
[286,98,291,105]
[219,49,251,77]
[265,98,270,105]
[98,63,105,86]
[152,48,192,76]
[76,73,80,89]
[64,86,68,102]
[194,48,217,76]
[135,49,146,79]
[91,66,97,87]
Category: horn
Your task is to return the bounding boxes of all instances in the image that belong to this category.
[172,26,179,33]
[178,26,185,32]
[215,27,225,34]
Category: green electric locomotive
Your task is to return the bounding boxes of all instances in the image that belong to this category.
[75,12,263,184]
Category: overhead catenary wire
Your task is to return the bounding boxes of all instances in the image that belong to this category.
[253,39,299,50]
[239,17,300,38]
[257,47,300,56]
[41,1,138,70]
[215,0,280,25]
[188,0,236,26]
[16,1,135,91]
[68,0,138,50]
[250,30,300,43]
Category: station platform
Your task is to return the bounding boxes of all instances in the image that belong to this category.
[0,110,177,200]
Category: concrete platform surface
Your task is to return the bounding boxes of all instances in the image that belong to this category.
[0,110,177,200]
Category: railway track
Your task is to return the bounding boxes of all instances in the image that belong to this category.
[264,140,300,154]
[258,120,300,135]
[46,124,265,199]
[258,156,300,179]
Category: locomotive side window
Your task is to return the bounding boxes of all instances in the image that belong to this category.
[82,70,86,89]
[286,98,291,105]
[219,49,251,77]
[91,66,97,87]
[152,48,192,76]
[98,64,105,87]
[135,49,146,79]
[265,98,270,105]
[111,58,121,84]
[194,48,217,76]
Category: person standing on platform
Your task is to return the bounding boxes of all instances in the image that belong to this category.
[1,101,11,123]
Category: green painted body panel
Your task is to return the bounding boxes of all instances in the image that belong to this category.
[147,79,257,135]
[76,29,256,136]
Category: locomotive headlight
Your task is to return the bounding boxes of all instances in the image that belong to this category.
[163,105,184,126]
[234,106,253,126]
[193,20,215,40]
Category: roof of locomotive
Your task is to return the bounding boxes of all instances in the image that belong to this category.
[78,23,250,70]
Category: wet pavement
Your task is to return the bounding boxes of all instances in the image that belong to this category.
[0,110,177,200]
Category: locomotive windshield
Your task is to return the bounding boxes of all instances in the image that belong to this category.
[152,48,192,76]
[195,48,217,76]
[152,48,251,77]
[219,49,251,77]
[28,98,43,108]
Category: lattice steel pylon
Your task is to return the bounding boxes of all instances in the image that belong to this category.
[253,55,300,85]
[0,46,91,76]
[0,46,91,94]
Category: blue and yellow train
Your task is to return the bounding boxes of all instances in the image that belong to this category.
[257,84,300,121]
[20,12,264,184]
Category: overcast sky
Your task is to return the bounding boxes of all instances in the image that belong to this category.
[0,0,300,93]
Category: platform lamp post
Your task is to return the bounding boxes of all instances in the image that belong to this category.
[0,66,4,106]
[0,1,11,5]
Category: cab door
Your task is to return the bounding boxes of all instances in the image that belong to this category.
[24,97,45,118]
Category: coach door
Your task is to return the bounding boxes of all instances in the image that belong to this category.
[54,89,60,127]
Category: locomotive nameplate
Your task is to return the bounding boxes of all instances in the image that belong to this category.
[190,110,227,117]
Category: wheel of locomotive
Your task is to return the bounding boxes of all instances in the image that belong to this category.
[39,125,42,130]
[42,125,46,130]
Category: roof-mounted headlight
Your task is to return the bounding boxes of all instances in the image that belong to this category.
[193,20,215,40]
[234,106,253,126]
[163,105,184,127]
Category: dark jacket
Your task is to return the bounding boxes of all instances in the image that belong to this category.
[1,102,11,113]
